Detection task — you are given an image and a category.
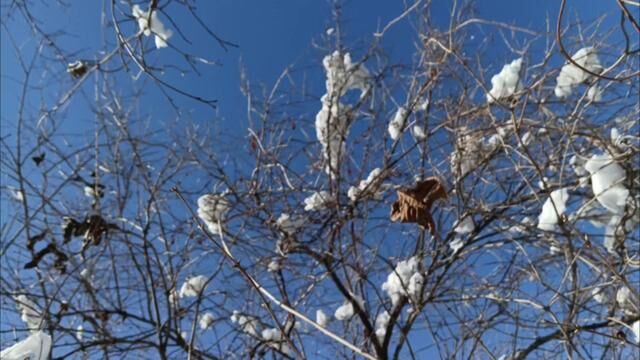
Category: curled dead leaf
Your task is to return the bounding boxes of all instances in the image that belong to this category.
[390,177,447,234]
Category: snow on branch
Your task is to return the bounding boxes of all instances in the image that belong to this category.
[486,58,523,103]
[132,5,173,49]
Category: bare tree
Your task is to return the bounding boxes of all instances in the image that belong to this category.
[1,1,638,359]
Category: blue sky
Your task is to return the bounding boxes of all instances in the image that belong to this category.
[1,0,634,357]
[2,0,622,139]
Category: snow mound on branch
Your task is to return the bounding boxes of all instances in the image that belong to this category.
[375,311,390,342]
[314,51,369,176]
[199,312,215,330]
[407,272,424,300]
[388,107,408,141]
[604,215,623,254]
[591,287,608,304]
[231,311,259,336]
[15,295,44,331]
[616,286,630,307]
[261,327,293,355]
[334,301,355,320]
[450,128,502,177]
[179,275,207,298]
[276,213,304,235]
[132,5,173,49]
[537,188,569,231]
[8,187,24,202]
[315,309,329,327]
[633,320,640,344]
[197,193,230,235]
[412,125,427,140]
[454,216,474,234]
[304,191,332,211]
[487,58,523,103]
[323,51,370,98]
[315,95,350,175]
[0,330,51,360]
[382,257,421,306]
[348,168,385,201]
[554,47,602,98]
[584,153,628,214]
[586,85,603,102]
[267,259,282,272]
[449,238,464,254]
[334,296,362,321]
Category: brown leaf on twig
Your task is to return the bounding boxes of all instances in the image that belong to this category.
[24,242,68,273]
[390,177,447,234]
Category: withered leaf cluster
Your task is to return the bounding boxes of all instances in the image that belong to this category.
[24,243,68,273]
[66,60,88,78]
[25,230,68,273]
[63,215,119,257]
[23,215,120,272]
[390,177,447,235]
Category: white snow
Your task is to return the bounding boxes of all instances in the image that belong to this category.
[616,286,631,309]
[509,216,533,234]
[388,107,408,140]
[231,311,259,336]
[549,245,562,255]
[0,330,51,360]
[197,193,230,235]
[15,295,44,331]
[412,125,427,140]
[179,275,208,298]
[591,287,608,304]
[76,325,83,341]
[407,272,424,300]
[276,213,304,235]
[199,312,215,330]
[584,153,628,214]
[323,51,370,98]
[347,168,385,201]
[315,95,350,175]
[84,186,95,198]
[132,5,173,49]
[611,128,620,143]
[304,191,332,211]
[554,47,602,98]
[261,328,280,341]
[315,309,329,327]
[454,216,474,234]
[261,327,293,355]
[486,58,523,103]
[604,215,622,254]
[451,128,502,176]
[168,289,179,309]
[537,188,569,231]
[418,98,429,111]
[267,259,282,272]
[570,155,588,177]
[334,301,355,320]
[520,131,533,146]
[374,311,390,342]
[449,238,464,254]
[633,320,640,344]
[586,85,602,102]
[8,187,24,202]
[314,51,370,176]
[382,257,421,306]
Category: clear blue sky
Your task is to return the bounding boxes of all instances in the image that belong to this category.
[1,0,621,140]
[1,0,630,357]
